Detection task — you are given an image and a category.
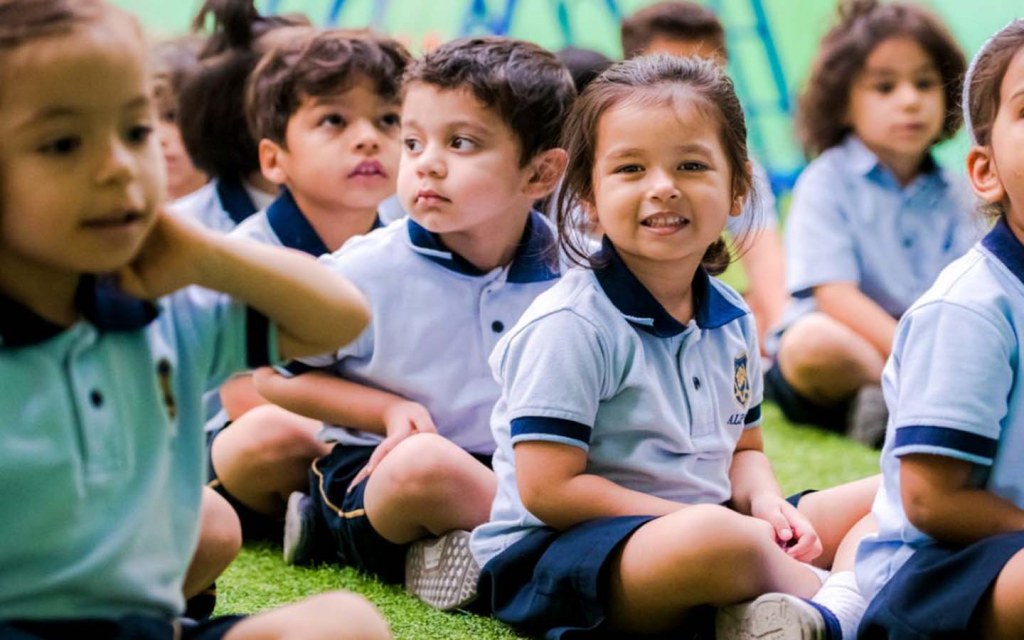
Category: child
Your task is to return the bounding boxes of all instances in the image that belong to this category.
[207,28,411,542]
[470,54,877,640]
[620,0,788,352]
[856,20,1024,639]
[257,36,574,610]
[0,1,389,638]
[150,35,208,202]
[769,0,975,446]
[169,0,309,233]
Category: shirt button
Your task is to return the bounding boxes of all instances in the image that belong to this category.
[491,321,504,333]
[90,389,104,408]
[902,238,913,248]
[692,377,701,390]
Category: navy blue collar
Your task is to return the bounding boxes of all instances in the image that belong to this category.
[266,189,382,257]
[982,216,1024,286]
[593,238,746,336]
[405,211,559,283]
[0,275,159,347]
[216,177,259,225]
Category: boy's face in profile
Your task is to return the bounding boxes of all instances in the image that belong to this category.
[263,74,401,216]
[397,83,537,241]
[0,20,164,281]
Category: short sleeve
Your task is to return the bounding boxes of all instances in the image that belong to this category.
[888,301,1013,466]
[168,285,279,392]
[785,163,860,297]
[494,311,609,451]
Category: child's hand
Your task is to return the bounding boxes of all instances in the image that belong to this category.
[348,401,437,490]
[750,494,822,563]
[117,212,211,300]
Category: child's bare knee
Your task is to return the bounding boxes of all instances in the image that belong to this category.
[302,592,390,639]
[198,489,242,558]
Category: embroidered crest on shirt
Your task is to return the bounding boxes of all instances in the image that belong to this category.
[733,352,750,407]
[157,358,177,420]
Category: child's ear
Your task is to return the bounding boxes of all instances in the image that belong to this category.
[967,145,1006,206]
[523,148,569,199]
[730,161,752,217]
[258,138,289,186]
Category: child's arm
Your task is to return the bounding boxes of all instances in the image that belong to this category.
[730,427,822,562]
[815,282,898,358]
[118,213,369,360]
[515,440,684,530]
[901,454,1024,546]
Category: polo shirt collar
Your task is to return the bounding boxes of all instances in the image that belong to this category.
[593,237,746,337]
[982,216,1024,286]
[405,210,559,283]
[266,188,383,257]
[842,134,946,189]
[0,275,158,347]
[215,176,260,225]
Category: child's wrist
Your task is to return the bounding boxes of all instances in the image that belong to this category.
[187,231,231,290]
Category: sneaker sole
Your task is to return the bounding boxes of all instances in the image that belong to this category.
[716,593,826,640]
[282,491,312,566]
[405,530,480,611]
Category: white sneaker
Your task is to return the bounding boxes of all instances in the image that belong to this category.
[405,530,480,611]
[716,592,839,640]
[282,491,317,566]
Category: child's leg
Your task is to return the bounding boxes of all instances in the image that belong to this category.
[184,488,241,603]
[795,475,880,569]
[211,404,330,515]
[606,505,821,634]
[362,433,495,543]
[222,591,390,640]
[777,313,884,404]
[979,548,1024,640]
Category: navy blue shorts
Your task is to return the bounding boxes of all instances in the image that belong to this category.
[860,530,1024,639]
[764,363,848,433]
[205,423,283,544]
[478,515,718,640]
[0,614,245,639]
[310,443,493,584]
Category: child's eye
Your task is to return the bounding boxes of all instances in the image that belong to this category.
[613,164,643,174]
[404,138,423,153]
[126,125,154,146]
[38,136,82,156]
[915,77,939,91]
[320,113,346,128]
[159,109,177,124]
[450,136,476,151]
[679,161,708,171]
[874,82,896,94]
[379,113,400,128]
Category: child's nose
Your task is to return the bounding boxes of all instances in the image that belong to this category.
[96,137,137,184]
[414,145,445,178]
[648,170,680,200]
[353,120,381,152]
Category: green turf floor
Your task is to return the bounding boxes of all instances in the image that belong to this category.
[215,402,881,639]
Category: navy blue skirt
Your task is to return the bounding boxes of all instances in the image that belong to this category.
[860,530,1024,639]
[478,515,714,640]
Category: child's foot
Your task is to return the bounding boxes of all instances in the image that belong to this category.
[811,571,867,640]
[846,384,888,448]
[283,491,319,566]
[715,593,842,640]
[405,530,480,611]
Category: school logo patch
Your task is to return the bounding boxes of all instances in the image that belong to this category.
[734,352,750,407]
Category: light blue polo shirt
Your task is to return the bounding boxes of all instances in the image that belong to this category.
[781,134,979,326]
[471,239,763,566]
[292,211,560,455]
[856,217,1024,601]
[0,277,277,621]
[169,177,274,234]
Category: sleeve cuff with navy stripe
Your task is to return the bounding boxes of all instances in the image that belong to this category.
[892,425,998,466]
[273,360,319,378]
[745,403,762,426]
[510,416,591,450]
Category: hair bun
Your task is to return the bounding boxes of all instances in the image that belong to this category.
[838,0,880,24]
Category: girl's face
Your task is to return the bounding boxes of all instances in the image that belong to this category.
[155,104,206,201]
[0,20,164,284]
[588,97,741,273]
[970,46,1024,242]
[846,36,945,175]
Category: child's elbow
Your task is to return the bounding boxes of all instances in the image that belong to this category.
[518,481,568,529]
[901,485,947,537]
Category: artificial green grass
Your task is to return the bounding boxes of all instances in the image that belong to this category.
[215,402,880,639]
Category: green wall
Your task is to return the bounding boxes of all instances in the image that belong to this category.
[116,0,1020,184]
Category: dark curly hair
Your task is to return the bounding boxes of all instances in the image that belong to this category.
[797,0,965,158]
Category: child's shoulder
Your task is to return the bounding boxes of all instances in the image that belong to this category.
[325,218,409,270]
[907,237,1015,320]
[167,180,218,220]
